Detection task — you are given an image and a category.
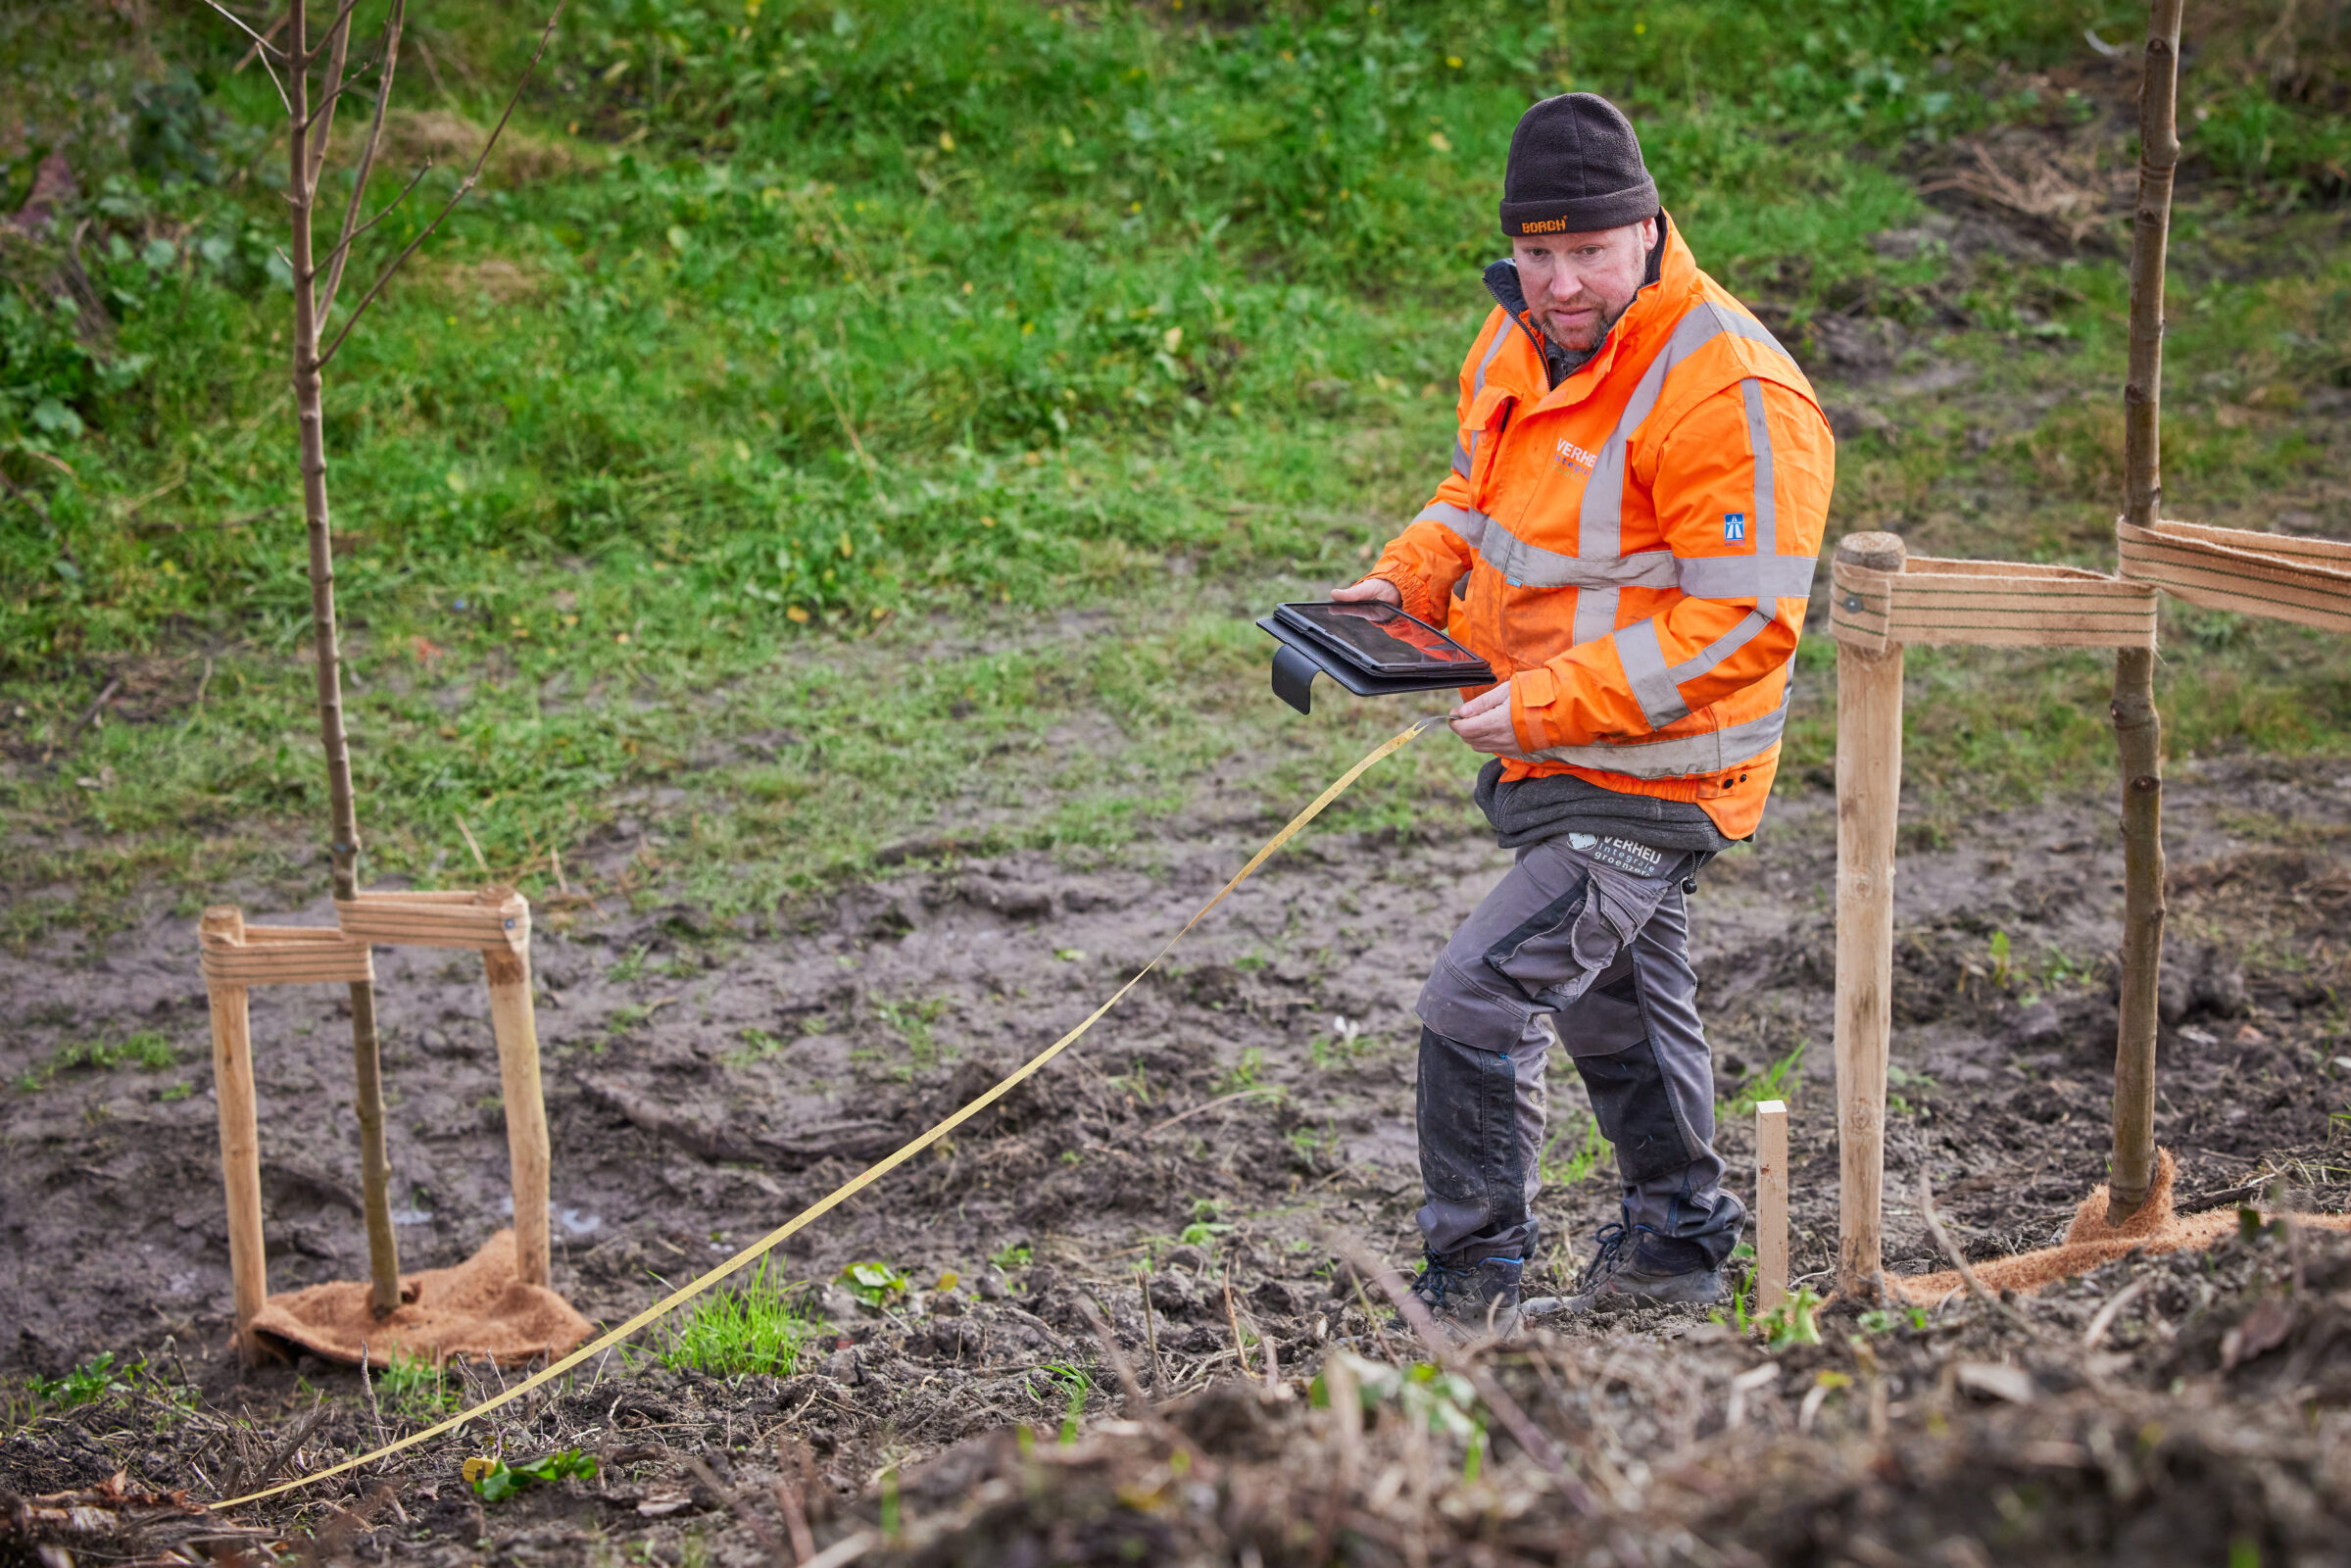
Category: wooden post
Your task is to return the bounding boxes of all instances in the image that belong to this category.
[1834,530,1907,1302]
[2107,0,2184,1225]
[1754,1100,1788,1315]
[202,906,269,1361]
[481,896,550,1288]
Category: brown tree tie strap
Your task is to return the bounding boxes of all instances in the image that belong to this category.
[2117,518,2351,633]
[1829,555,2159,654]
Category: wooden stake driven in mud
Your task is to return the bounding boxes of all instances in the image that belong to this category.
[2107,0,2184,1226]
[198,906,378,1358]
[201,907,267,1360]
[1833,530,1906,1302]
[1754,1100,1788,1315]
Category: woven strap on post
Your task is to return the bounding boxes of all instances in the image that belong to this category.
[336,888,530,954]
[1830,555,2160,655]
[200,924,376,987]
[2117,519,2351,634]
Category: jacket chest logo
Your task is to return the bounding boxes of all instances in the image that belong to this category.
[1553,436,1598,472]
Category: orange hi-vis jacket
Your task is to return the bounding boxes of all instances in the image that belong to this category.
[1370,215,1835,842]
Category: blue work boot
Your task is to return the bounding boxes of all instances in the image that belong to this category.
[1407,1250,1524,1344]
[1530,1223,1727,1317]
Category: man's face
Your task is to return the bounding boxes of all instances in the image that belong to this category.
[1508,216,1659,356]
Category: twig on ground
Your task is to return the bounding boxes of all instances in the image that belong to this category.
[1338,1240,1592,1511]
[456,813,490,873]
[359,1341,390,1471]
[774,1434,818,1565]
[686,1453,785,1562]
[64,675,122,749]
[1918,1171,2046,1340]
[1143,1087,1286,1139]
[247,1398,333,1494]
[1135,1265,1166,1392]
[2082,1278,2150,1350]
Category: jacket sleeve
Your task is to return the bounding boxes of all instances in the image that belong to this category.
[1509,375,1835,752]
[1365,313,1508,627]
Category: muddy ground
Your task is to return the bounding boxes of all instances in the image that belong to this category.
[3,751,2349,1564]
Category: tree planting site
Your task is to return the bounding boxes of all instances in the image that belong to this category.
[4,2,2350,1564]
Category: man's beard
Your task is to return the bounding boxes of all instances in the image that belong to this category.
[1540,297,1628,378]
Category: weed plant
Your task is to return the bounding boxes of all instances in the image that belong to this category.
[13,1032,177,1092]
[654,1257,826,1377]
[1540,1111,1612,1189]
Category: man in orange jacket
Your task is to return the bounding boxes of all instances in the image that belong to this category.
[1334,92,1834,1339]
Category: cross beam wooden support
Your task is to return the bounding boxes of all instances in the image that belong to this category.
[197,885,552,1358]
[337,887,550,1290]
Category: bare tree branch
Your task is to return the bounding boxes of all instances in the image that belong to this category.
[317,0,570,367]
[299,0,368,66]
[319,0,407,322]
[199,0,293,112]
[304,0,356,204]
[319,161,426,308]
[296,55,395,133]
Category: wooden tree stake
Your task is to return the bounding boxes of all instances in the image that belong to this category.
[1755,1099,1789,1314]
[1834,530,1907,1302]
[483,934,551,1289]
[202,906,269,1362]
[2108,0,2184,1225]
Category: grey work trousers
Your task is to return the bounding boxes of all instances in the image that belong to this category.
[1412,834,1744,1267]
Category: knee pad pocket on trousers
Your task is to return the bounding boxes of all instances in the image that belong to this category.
[1575,1041,1691,1186]
[1480,878,1590,1003]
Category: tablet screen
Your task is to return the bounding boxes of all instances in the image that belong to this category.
[1276,602,1490,677]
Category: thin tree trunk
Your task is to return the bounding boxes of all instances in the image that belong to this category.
[2108,0,2184,1224]
[288,0,402,1313]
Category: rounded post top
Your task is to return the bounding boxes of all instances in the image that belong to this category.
[200,906,246,941]
[1835,531,1907,572]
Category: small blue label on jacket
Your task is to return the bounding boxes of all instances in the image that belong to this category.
[1724,512,1747,541]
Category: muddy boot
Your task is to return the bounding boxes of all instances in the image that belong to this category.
[1407,1250,1524,1344]
[1527,1224,1725,1317]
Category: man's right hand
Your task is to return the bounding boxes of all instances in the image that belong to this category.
[1329,576,1401,605]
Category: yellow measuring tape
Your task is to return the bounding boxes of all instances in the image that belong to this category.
[219,713,1441,1509]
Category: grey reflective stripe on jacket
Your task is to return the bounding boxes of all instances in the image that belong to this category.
[1525,681,1792,779]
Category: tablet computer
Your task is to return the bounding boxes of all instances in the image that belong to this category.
[1273,601,1493,680]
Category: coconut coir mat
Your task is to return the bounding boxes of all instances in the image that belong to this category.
[249,1229,592,1367]
[1887,1150,2351,1303]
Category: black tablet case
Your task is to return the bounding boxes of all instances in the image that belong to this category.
[1257,606,1494,714]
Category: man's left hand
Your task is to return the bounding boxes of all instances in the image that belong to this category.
[1449,682,1525,758]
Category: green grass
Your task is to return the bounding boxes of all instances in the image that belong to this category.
[374,1351,461,1419]
[1718,1039,1807,1122]
[2,0,2348,933]
[13,1030,177,1092]
[653,1257,828,1376]
[1539,1110,1612,1188]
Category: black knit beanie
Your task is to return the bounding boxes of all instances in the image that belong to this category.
[1498,92,1658,237]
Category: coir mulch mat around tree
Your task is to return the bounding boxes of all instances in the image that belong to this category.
[1889,1149,2351,1303]
[249,1229,592,1367]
